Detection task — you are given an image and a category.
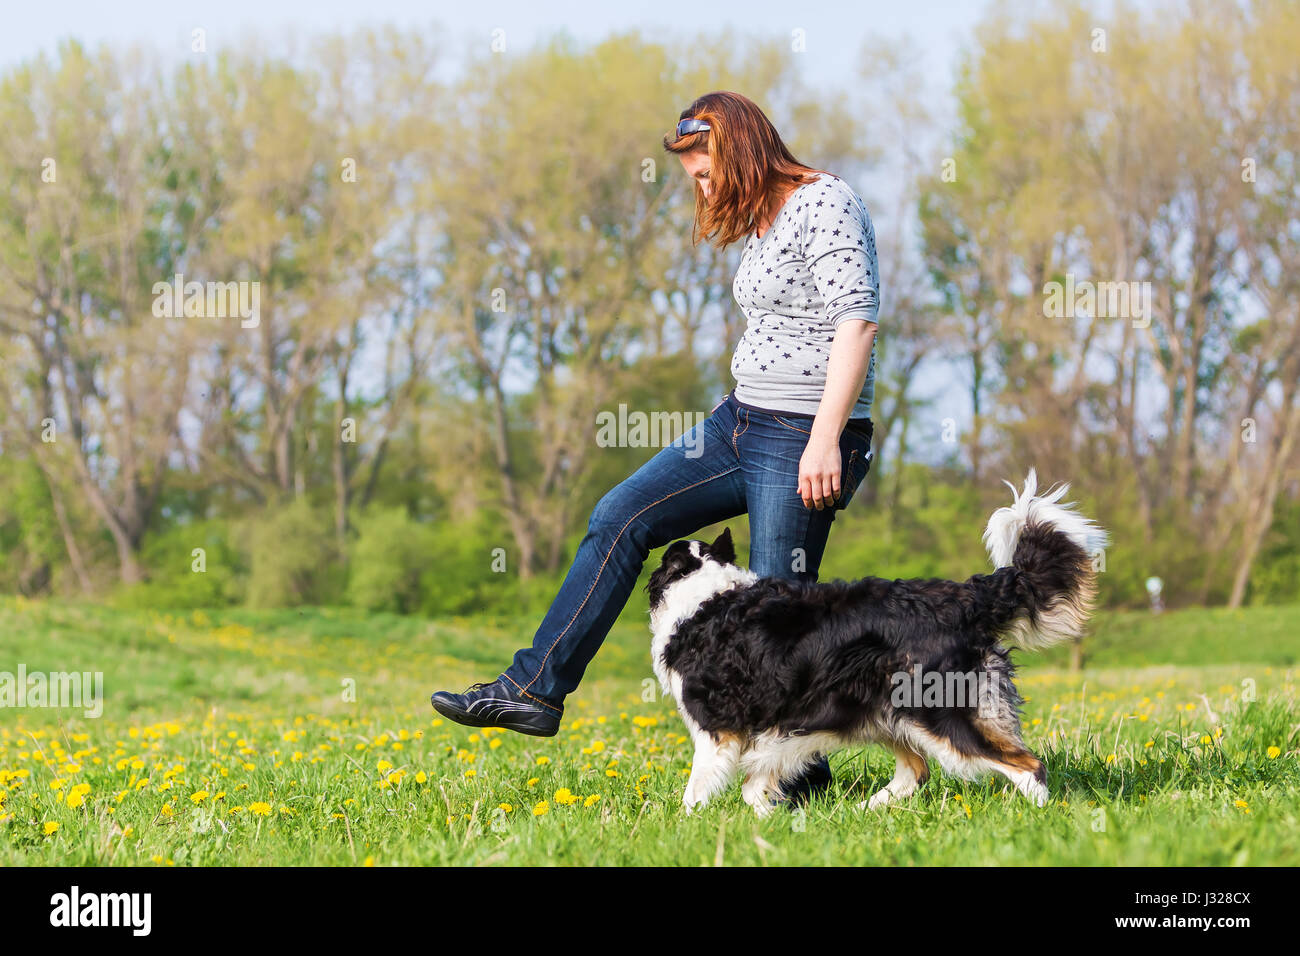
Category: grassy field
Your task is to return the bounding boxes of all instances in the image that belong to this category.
[0,596,1296,866]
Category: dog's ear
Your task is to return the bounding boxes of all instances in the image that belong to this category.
[709,527,735,564]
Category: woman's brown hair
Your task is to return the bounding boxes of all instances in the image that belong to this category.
[662,91,826,249]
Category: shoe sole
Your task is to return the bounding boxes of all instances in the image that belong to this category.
[430,696,560,737]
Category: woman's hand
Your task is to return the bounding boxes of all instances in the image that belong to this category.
[797,433,842,510]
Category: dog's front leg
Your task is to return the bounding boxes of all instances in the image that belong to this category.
[683,732,740,814]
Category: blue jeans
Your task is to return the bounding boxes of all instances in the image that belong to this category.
[501,390,873,710]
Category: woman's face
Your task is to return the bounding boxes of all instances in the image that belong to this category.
[678,151,712,200]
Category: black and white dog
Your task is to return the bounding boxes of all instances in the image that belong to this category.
[646,470,1108,816]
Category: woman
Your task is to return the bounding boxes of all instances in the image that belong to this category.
[431,90,880,805]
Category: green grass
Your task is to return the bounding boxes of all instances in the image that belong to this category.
[0,596,1296,865]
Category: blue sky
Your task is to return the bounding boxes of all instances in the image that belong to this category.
[2,0,993,91]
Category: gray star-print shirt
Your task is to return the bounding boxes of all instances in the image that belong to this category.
[729,172,879,418]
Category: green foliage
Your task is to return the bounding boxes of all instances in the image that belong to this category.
[0,459,63,595]
[341,504,576,618]
[418,512,575,618]
[819,465,989,584]
[245,500,344,608]
[112,519,246,610]
[1248,499,1300,606]
[346,506,440,614]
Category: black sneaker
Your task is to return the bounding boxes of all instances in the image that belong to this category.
[781,754,834,808]
[430,678,563,737]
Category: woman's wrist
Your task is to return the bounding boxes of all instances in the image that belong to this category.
[809,419,846,446]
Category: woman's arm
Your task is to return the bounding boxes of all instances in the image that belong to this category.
[795,180,881,510]
[799,320,877,510]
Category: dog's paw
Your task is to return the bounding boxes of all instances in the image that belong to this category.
[864,787,894,811]
[1009,771,1050,808]
[682,790,706,815]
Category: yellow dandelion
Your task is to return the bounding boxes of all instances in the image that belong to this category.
[535,756,550,766]
[190,790,209,804]
[249,801,273,817]
[533,801,549,816]
[43,821,59,835]
[584,794,601,808]
[1266,746,1281,759]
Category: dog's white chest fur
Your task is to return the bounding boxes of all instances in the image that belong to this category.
[648,548,756,700]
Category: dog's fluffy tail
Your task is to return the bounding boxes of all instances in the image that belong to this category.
[981,469,1109,651]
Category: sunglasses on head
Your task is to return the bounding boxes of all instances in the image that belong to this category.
[676,118,711,137]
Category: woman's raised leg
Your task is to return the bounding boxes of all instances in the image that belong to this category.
[432,399,747,734]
